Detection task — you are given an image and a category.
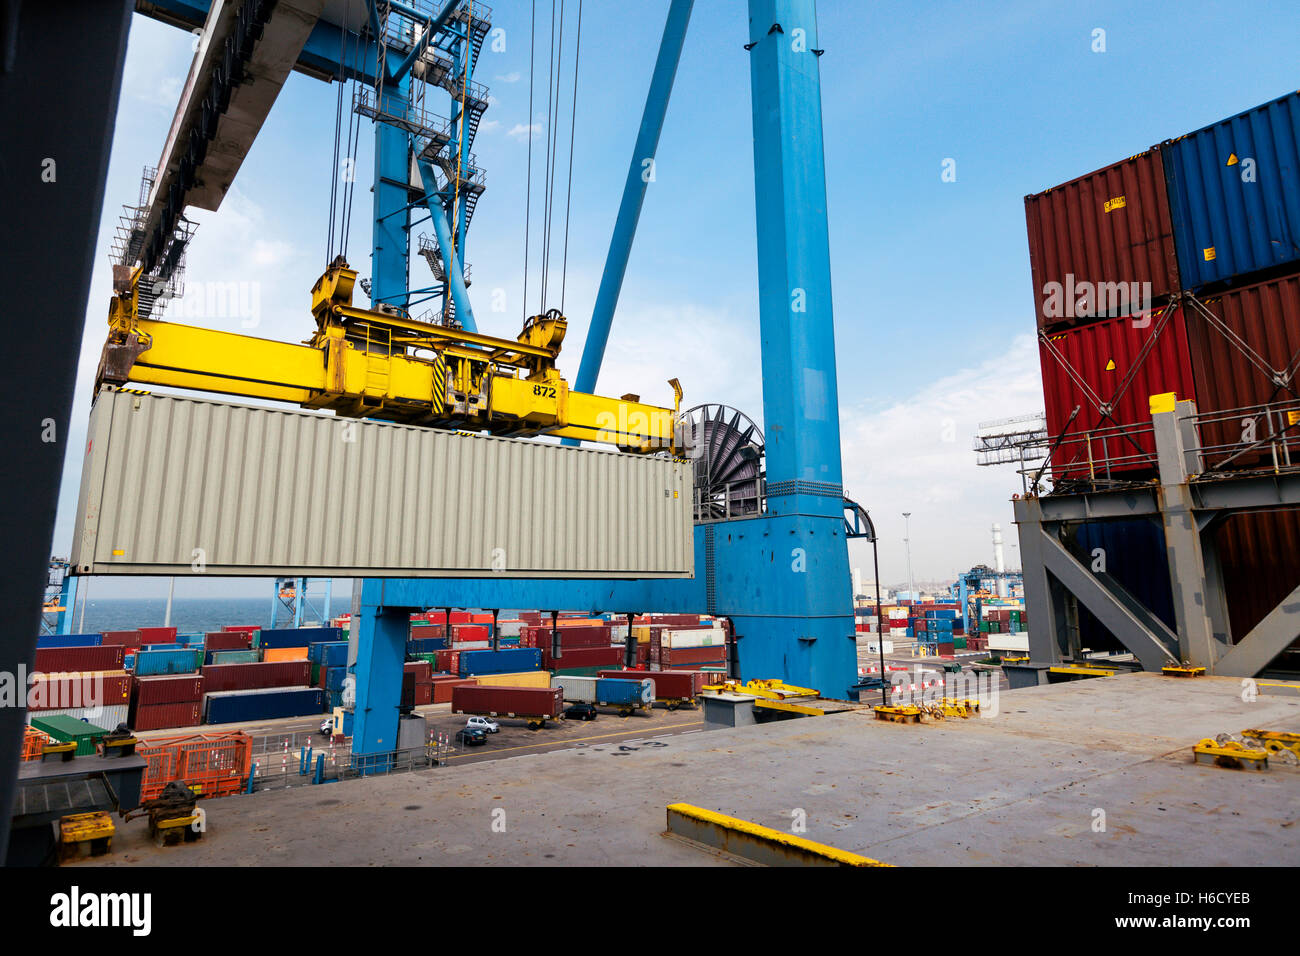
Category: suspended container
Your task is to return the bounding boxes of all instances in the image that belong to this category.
[71,389,693,578]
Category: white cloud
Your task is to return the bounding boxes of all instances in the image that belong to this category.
[508,122,543,142]
[477,119,502,134]
[496,72,522,84]
[840,333,1044,585]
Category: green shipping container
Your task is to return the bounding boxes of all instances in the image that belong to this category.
[30,714,111,756]
[979,621,990,633]
[952,637,967,649]
[209,649,260,665]
[311,662,321,685]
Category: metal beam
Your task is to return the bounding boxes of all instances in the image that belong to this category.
[1213,582,1300,677]
[389,0,461,82]
[417,157,477,331]
[565,0,694,420]
[0,0,133,868]
[1037,528,1178,670]
[1153,403,1218,666]
[1014,497,1069,662]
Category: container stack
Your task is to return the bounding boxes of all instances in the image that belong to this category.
[30,640,131,727]
[130,674,205,731]
[1028,90,1300,484]
[1026,88,1300,663]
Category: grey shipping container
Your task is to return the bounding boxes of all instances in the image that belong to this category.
[72,389,693,578]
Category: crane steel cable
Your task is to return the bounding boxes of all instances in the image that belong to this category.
[539,0,560,311]
[326,1,349,265]
[560,0,582,311]
[522,0,536,322]
[340,15,364,262]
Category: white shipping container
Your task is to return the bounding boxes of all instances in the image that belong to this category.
[551,675,597,703]
[660,627,726,649]
[496,621,524,638]
[866,641,894,654]
[29,705,129,727]
[72,389,693,578]
[988,634,1030,653]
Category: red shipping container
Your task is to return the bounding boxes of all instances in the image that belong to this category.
[1186,274,1300,470]
[204,631,252,652]
[452,624,489,642]
[1214,510,1300,663]
[34,645,125,673]
[28,672,131,711]
[133,674,205,706]
[432,679,475,704]
[1040,304,1195,480]
[598,669,705,700]
[410,624,445,640]
[657,646,727,666]
[1026,148,1180,331]
[221,625,261,633]
[139,627,178,644]
[541,645,622,670]
[200,661,310,692]
[404,660,432,681]
[98,630,143,648]
[413,681,433,706]
[451,684,563,719]
[522,624,611,648]
[133,702,203,732]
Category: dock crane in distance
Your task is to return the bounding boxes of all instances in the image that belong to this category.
[96,256,683,455]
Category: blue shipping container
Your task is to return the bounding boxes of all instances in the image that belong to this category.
[1162,90,1300,289]
[408,636,448,654]
[36,633,102,648]
[259,627,341,650]
[134,648,200,676]
[204,687,326,723]
[308,641,349,666]
[324,666,347,692]
[1072,520,1177,652]
[595,678,653,707]
[457,647,542,676]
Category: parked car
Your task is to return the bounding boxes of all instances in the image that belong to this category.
[564,703,598,721]
[465,716,500,734]
[455,728,488,747]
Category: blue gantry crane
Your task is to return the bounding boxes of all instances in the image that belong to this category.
[108,0,861,761]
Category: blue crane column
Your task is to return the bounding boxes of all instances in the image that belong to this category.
[722,0,856,692]
[353,57,419,758]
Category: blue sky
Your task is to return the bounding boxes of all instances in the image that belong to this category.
[57,0,1300,598]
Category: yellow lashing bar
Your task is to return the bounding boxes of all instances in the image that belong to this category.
[665,803,893,867]
[754,698,823,717]
[1048,665,1116,678]
[1192,738,1269,771]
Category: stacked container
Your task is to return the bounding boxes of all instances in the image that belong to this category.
[1026,89,1300,671]
[1029,89,1300,483]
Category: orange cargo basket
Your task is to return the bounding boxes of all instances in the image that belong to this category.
[22,726,52,761]
[137,732,254,801]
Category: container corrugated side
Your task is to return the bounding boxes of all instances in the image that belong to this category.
[35,633,102,649]
[33,645,126,673]
[134,648,200,676]
[72,389,693,578]
[551,674,597,702]
[203,687,325,723]
[1025,149,1180,330]
[1185,273,1300,468]
[1213,509,1300,672]
[1039,305,1196,479]
[201,661,311,693]
[1161,90,1300,290]
[1070,521,1176,653]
